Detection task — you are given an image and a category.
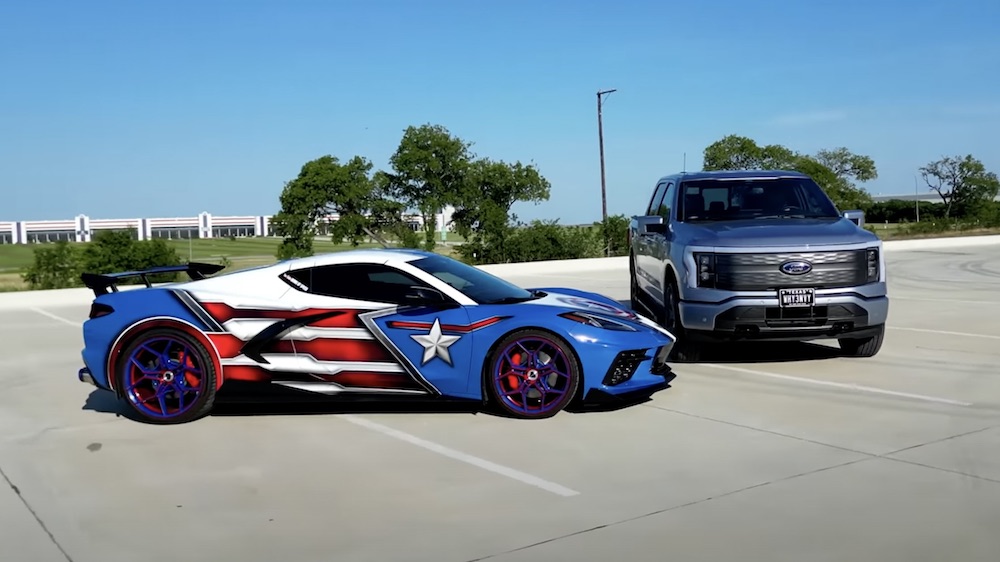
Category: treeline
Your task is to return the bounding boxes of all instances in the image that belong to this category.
[16,126,1000,291]
[22,230,181,290]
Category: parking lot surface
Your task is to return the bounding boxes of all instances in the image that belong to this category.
[2,243,1000,562]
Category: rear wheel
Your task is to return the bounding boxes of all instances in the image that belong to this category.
[485,329,580,419]
[838,324,885,357]
[116,328,218,424]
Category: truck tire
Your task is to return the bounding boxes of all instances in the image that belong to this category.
[661,274,704,362]
[629,255,643,313]
[838,324,885,358]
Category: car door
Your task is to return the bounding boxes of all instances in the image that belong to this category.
[279,262,473,397]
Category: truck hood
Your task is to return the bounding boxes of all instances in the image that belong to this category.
[683,217,877,248]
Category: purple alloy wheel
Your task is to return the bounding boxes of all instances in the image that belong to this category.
[124,335,204,420]
[492,336,573,416]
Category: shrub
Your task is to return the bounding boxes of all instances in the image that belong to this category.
[21,241,83,290]
[21,230,183,290]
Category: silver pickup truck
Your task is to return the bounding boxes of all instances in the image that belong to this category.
[627,169,888,361]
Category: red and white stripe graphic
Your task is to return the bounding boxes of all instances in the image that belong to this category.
[194,301,424,392]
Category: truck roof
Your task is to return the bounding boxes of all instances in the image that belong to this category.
[659,169,809,182]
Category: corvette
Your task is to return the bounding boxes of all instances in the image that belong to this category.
[77,248,677,424]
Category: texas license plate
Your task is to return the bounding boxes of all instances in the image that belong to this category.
[779,288,814,308]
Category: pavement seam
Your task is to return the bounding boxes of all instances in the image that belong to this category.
[0,464,74,562]
[649,405,1000,487]
[641,403,875,457]
[463,456,872,562]
[879,423,1000,457]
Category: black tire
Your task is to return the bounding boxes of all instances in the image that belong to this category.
[661,273,704,362]
[838,324,886,358]
[116,328,218,424]
[629,255,643,314]
[484,329,581,419]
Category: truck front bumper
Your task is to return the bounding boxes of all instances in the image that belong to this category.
[678,292,889,342]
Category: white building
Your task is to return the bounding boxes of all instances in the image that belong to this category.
[0,207,456,245]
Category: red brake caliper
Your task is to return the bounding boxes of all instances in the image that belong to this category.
[184,355,200,388]
[506,352,522,391]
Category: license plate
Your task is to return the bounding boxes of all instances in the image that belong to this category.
[779,288,814,308]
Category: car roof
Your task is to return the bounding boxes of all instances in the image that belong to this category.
[283,247,440,269]
[657,169,809,183]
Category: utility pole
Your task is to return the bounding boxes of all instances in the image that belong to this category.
[914,175,920,222]
[597,89,616,224]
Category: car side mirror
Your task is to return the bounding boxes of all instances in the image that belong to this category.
[636,215,666,234]
[842,210,865,227]
[405,286,447,305]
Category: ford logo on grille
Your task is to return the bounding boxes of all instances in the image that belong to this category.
[780,260,812,275]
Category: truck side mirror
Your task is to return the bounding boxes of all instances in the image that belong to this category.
[842,210,865,227]
[636,215,666,234]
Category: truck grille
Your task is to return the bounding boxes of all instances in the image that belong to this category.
[714,250,867,291]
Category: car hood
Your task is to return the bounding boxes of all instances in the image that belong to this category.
[523,287,676,340]
[683,217,877,247]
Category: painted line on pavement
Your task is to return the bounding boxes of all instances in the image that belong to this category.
[700,363,973,407]
[31,308,82,327]
[341,414,581,497]
[889,326,1000,340]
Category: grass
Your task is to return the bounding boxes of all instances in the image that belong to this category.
[0,234,465,292]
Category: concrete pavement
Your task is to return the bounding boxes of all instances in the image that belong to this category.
[1,242,999,561]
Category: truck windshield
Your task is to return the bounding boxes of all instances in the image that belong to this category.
[678,177,841,221]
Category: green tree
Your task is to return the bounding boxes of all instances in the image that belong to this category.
[384,124,474,250]
[919,155,1000,218]
[271,155,407,259]
[595,214,630,257]
[702,134,875,210]
[451,157,551,263]
[21,241,83,290]
[79,230,181,283]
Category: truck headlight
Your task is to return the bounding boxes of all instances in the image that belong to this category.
[694,252,716,288]
[866,248,879,282]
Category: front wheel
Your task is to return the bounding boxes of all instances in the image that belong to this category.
[485,329,581,419]
[116,328,218,424]
[838,324,886,357]
[629,256,642,313]
[661,275,704,362]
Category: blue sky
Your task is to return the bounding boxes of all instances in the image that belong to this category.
[2,0,998,224]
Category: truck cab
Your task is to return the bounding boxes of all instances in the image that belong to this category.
[627,170,888,361]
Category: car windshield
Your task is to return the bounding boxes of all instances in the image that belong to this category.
[679,177,841,221]
[408,254,540,304]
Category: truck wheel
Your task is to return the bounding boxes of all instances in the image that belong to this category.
[838,324,885,358]
[629,256,643,313]
[661,275,703,362]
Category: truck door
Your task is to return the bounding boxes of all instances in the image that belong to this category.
[649,181,677,306]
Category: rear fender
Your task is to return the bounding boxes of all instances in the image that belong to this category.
[106,317,224,396]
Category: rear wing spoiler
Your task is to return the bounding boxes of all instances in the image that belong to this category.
[80,262,226,297]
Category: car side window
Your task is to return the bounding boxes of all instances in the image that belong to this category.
[656,182,675,220]
[282,263,430,305]
[647,181,668,215]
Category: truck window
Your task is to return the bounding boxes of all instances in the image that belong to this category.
[656,182,676,220]
[679,177,840,221]
[647,181,668,215]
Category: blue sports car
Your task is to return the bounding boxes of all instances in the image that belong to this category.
[77,248,677,423]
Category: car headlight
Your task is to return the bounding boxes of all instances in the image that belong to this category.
[559,311,637,331]
[866,247,880,282]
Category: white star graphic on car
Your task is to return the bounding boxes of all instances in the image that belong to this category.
[410,318,461,366]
